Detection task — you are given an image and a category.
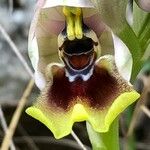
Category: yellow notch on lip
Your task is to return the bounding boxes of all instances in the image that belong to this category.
[63,6,83,40]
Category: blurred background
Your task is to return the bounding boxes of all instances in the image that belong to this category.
[0,1,91,149]
[0,0,150,150]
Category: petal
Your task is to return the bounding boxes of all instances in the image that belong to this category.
[91,0,128,33]
[26,55,140,139]
[29,0,129,74]
[135,0,150,12]
[43,0,94,8]
[28,3,98,71]
[113,34,132,81]
[29,0,108,69]
[28,2,107,89]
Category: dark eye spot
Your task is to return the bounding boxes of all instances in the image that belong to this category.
[63,37,93,55]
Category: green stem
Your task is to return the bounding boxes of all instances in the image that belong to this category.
[86,119,119,150]
[124,106,136,150]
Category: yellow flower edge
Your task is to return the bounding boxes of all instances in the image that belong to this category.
[26,91,140,139]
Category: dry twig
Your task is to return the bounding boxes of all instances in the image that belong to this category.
[127,75,150,136]
[11,136,91,150]
[0,79,34,150]
[0,106,16,150]
[8,0,13,14]
[127,87,147,136]
[141,105,150,118]
[17,124,39,150]
[71,131,87,150]
[0,24,33,78]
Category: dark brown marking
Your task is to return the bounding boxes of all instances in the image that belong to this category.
[59,36,98,55]
[93,41,98,46]
[69,54,90,70]
[68,53,94,70]
[47,66,119,110]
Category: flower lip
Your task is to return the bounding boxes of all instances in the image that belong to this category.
[47,65,120,110]
[26,54,140,139]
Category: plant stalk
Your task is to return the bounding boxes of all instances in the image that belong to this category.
[86,119,119,150]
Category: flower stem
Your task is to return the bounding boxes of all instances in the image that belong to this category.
[86,119,119,150]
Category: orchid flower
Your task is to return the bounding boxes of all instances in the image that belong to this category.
[25,0,141,142]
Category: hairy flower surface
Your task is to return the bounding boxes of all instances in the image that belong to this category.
[26,53,139,138]
[26,0,140,139]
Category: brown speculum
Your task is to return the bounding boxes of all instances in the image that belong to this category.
[47,66,119,110]
[45,35,120,111]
